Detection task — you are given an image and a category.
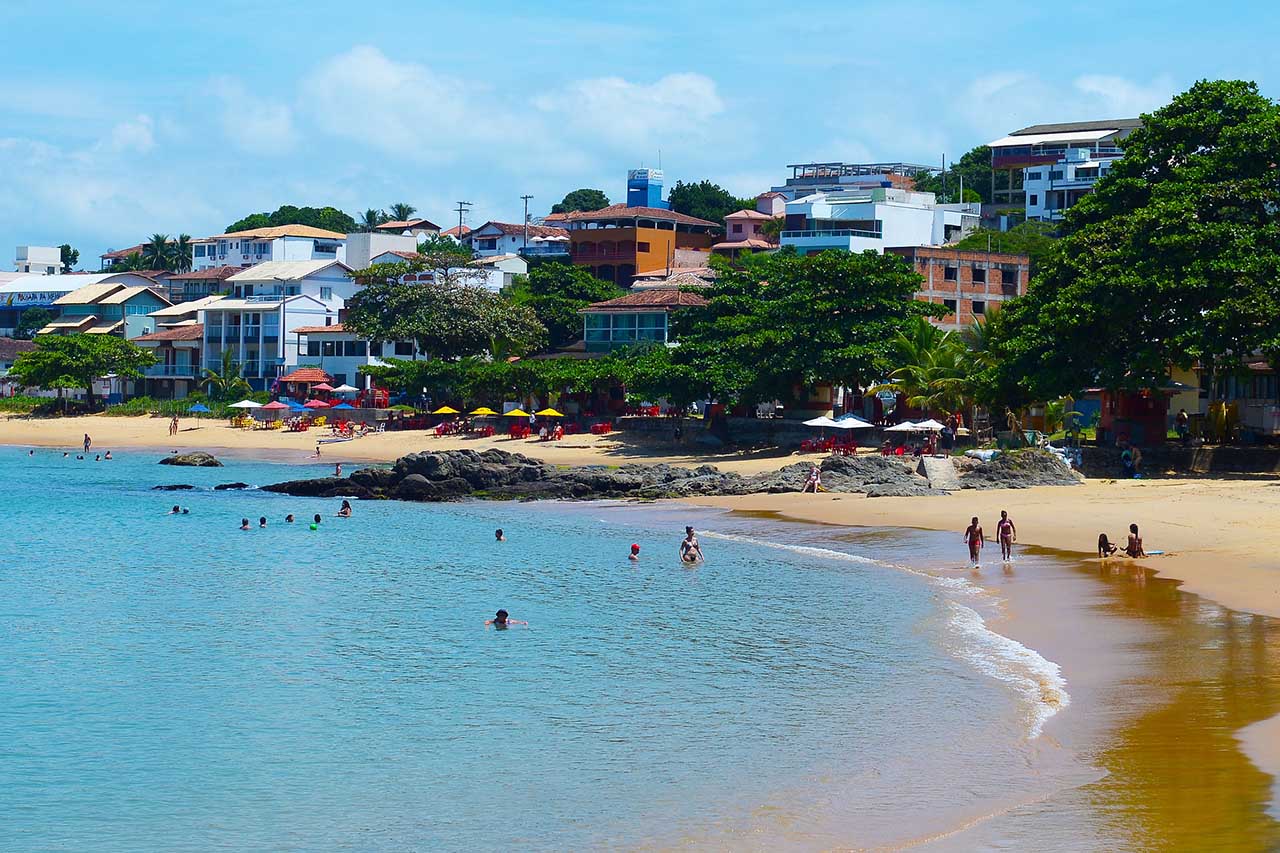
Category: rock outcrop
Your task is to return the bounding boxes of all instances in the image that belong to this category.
[152,484,194,491]
[159,452,223,467]
[959,449,1083,490]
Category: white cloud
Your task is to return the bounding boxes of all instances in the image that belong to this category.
[956,72,1178,139]
[100,114,155,154]
[534,72,725,150]
[210,77,296,155]
[1073,74,1176,117]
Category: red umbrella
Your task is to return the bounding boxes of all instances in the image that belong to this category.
[261,400,290,411]
[311,382,334,392]
[304,399,330,409]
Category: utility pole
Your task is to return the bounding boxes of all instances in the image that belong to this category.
[941,153,947,202]
[454,201,472,240]
[520,194,534,248]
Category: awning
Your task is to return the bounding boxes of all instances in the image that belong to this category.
[987,129,1115,148]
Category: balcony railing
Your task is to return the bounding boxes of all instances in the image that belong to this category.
[244,294,286,303]
[144,364,197,378]
[780,228,883,240]
[518,244,571,256]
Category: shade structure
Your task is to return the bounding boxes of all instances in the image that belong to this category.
[914,418,946,431]
[534,408,565,417]
[331,403,355,410]
[503,408,531,418]
[304,399,330,409]
[832,414,876,430]
[228,400,262,409]
[311,383,335,392]
[803,416,839,427]
[287,400,308,411]
[884,421,920,432]
[260,400,290,411]
[470,407,498,416]
[331,384,359,393]
[432,406,460,415]
[187,403,211,413]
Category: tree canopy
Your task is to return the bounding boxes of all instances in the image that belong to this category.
[912,145,1013,205]
[671,250,941,405]
[416,233,473,261]
[550,188,610,214]
[666,180,753,224]
[505,263,624,350]
[59,244,78,273]
[358,209,388,232]
[225,205,358,235]
[985,79,1280,403]
[14,307,54,340]
[388,202,416,221]
[8,334,156,408]
[951,221,1060,275]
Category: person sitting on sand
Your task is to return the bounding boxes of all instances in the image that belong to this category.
[803,463,823,494]
[1098,533,1119,558]
[629,543,641,561]
[495,528,505,542]
[1124,523,1146,558]
[963,517,984,566]
[996,510,1016,561]
[259,517,268,529]
[485,609,527,628]
[240,518,250,531]
[680,526,704,563]
[337,500,352,518]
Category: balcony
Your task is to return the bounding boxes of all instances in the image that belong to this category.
[518,244,571,257]
[244,294,286,303]
[780,228,883,239]
[144,363,197,378]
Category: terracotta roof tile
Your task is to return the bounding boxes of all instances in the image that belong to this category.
[582,289,708,312]
[559,204,720,228]
[279,367,333,383]
[132,324,205,343]
[0,337,36,361]
[214,225,346,240]
[169,265,242,281]
[468,221,569,239]
[442,225,471,237]
[377,218,441,231]
[292,324,347,334]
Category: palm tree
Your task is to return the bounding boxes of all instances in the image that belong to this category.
[200,349,251,401]
[143,233,172,270]
[869,317,971,416]
[173,234,193,273]
[359,209,388,232]
[388,202,416,222]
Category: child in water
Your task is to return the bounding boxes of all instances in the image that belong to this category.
[485,609,527,628]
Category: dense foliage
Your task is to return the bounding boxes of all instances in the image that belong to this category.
[505,263,624,350]
[142,233,194,272]
[8,334,156,408]
[14,307,54,340]
[224,205,358,235]
[951,221,1060,275]
[912,145,1009,205]
[59,244,78,273]
[550,188,610,214]
[666,180,752,224]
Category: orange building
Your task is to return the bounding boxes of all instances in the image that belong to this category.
[560,204,720,284]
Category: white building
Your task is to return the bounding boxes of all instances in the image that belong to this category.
[15,246,61,275]
[198,294,334,391]
[292,323,419,391]
[374,218,442,239]
[344,232,419,270]
[780,187,979,255]
[368,250,525,294]
[770,162,938,200]
[224,260,356,310]
[201,225,348,270]
[986,119,1142,221]
[464,221,569,258]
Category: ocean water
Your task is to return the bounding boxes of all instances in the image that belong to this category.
[0,447,1082,851]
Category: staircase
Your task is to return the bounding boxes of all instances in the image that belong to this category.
[918,455,962,491]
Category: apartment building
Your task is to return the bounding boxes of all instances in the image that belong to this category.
[781,187,979,255]
[885,246,1029,330]
[203,225,348,269]
[771,162,936,200]
[40,280,171,338]
[561,205,719,284]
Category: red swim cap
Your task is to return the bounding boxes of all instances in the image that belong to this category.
[631,543,640,552]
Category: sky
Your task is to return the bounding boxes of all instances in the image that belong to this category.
[2,0,1278,265]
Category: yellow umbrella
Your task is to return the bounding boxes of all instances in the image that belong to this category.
[431,406,460,415]
[469,407,498,416]
[535,408,565,417]
[504,408,531,418]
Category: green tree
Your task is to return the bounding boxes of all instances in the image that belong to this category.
[58,244,79,273]
[199,349,252,401]
[911,145,1013,205]
[143,233,172,270]
[359,208,388,232]
[868,317,971,415]
[174,234,193,273]
[14,307,54,340]
[551,188,610,214]
[505,263,623,350]
[224,205,358,234]
[992,79,1280,403]
[951,221,1060,275]
[416,233,473,261]
[112,251,148,272]
[672,250,942,406]
[666,180,752,224]
[388,202,417,221]
[8,334,156,409]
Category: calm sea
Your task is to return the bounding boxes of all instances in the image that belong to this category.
[0,447,1085,851]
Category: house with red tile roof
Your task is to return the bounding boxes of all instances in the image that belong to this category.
[559,205,720,285]
[579,287,707,352]
[463,221,570,258]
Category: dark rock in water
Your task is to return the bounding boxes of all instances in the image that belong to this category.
[160,452,222,467]
[349,467,397,489]
[261,477,347,497]
[152,484,194,491]
[214,482,250,491]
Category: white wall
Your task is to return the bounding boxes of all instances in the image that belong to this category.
[345,232,417,269]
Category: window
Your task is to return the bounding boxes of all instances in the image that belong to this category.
[943,298,957,314]
[1025,171,1042,180]
[972,268,987,283]
[320,287,333,301]
[479,239,497,250]
[1000,267,1019,285]
[1028,194,1038,206]
[343,341,367,357]
[307,341,321,357]
[1074,167,1099,180]
[194,245,206,257]
[322,340,336,357]
[394,341,414,356]
[1049,169,1064,180]
[971,300,986,315]
[943,266,958,281]
[732,224,743,234]
[636,241,650,252]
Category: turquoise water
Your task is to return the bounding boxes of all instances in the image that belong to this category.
[0,447,1076,851]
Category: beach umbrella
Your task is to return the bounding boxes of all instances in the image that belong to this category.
[503,408,531,418]
[261,400,290,411]
[535,408,565,417]
[304,399,330,409]
[287,399,308,411]
[228,400,262,409]
[432,405,460,415]
[914,418,946,431]
[331,384,359,393]
[332,403,355,410]
[884,421,920,432]
[803,416,839,427]
[187,403,211,414]
[469,406,498,416]
[832,414,876,430]
[311,382,335,392]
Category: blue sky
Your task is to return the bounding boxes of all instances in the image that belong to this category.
[2,0,1277,264]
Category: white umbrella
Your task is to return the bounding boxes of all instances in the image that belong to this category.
[832,414,876,430]
[914,418,946,431]
[331,384,359,393]
[803,416,839,427]
[885,421,920,432]
[228,400,262,409]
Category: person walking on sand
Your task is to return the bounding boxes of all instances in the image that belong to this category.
[963,517,984,566]
[996,510,1017,561]
[169,415,179,437]
[1124,523,1146,558]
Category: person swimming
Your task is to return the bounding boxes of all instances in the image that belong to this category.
[169,505,181,515]
[337,500,352,518]
[313,513,322,525]
[27,449,34,456]
[680,526,704,563]
[963,516,984,566]
[485,608,527,628]
[495,528,505,542]
[104,451,112,460]
[259,516,268,528]
[629,543,641,561]
[1124,523,1146,557]
[94,455,101,462]
[239,518,250,531]
[996,510,1016,561]
[285,514,295,523]
[1098,533,1119,558]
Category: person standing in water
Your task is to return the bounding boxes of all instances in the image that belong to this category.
[337,500,352,517]
[996,510,1017,561]
[629,543,641,561]
[495,529,506,542]
[680,526,704,563]
[83,433,92,454]
[963,517,984,566]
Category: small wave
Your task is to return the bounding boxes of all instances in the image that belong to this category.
[944,601,1069,739]
[700,530,878,564]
